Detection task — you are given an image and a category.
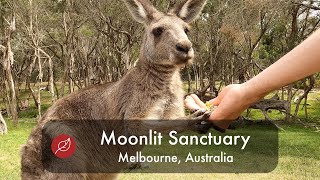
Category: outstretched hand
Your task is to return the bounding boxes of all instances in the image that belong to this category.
[185,84,255,129]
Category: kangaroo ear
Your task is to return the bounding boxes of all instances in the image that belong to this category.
[170,0,207,23]
[122,0,159,23]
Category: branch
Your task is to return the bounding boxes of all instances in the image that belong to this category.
[87,33,101,58]
[296,3,320,10]
[278,109,319,130]
[0,45,5,52]
[106,16,131,37]
[253,61,264,71]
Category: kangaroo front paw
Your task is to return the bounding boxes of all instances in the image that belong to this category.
[194,121,212,134]
[126,162,150,170]
[190,109,211,120]
[187,109,212,134]
[188,109,226,134]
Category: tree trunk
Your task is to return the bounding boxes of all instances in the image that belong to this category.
[26,56,39,108]
[187,66,191,93]
[285,3,301,121]
[47,53,56,102]
[2,16,18,126]
[285,85,293,121]
[39,48,56,102]
[69,52,75,93]
[294,76,315,117]
[199,64,204,90]
[5,64,18,126]
[36,49,43,118]
[193,65,198,91]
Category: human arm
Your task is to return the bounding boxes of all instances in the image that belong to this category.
[185,28,320,129]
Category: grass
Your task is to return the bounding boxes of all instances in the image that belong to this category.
[120,124,320,179]
[0,120,36,179]
[0,85,320,179]
[122,124,279,173]
[1,120,319,179]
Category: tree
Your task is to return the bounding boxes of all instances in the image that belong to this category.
[0,3,18,126]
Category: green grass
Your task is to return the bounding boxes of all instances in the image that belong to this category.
[0,85,320,179]
[120,124,320,180]
[1,119,319,179]
[0,120,36,179]
[123,124,279,173]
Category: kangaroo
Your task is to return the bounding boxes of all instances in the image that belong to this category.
[21,0,208,179]
[0,111,7,135]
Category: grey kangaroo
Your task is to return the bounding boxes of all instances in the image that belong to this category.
[21,0,208,179]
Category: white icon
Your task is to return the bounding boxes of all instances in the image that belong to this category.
[54,138,71,155]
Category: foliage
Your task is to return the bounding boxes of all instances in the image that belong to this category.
[0,0,319,125]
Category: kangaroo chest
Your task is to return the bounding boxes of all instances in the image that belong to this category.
[145,76,185,120]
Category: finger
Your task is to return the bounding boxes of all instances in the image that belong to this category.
[190,94,206,108]
[185,96,201,110]
[185,95,194,102]
[208,98,220,106]
[184,96,195,105]
[185,102,201,111]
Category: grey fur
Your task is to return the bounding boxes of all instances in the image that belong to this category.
[21,0,208,179]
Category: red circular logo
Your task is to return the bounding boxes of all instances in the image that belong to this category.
[51,134,76,159]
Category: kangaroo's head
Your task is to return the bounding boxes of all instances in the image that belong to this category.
[123,0,207,66]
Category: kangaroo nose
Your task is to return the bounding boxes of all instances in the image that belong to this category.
[176,41,192,53]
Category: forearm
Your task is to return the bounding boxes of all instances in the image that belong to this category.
[243,28,320,104]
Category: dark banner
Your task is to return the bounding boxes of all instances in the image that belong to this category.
[42,120,278,173]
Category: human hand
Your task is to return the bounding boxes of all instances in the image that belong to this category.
[185,84,258,129]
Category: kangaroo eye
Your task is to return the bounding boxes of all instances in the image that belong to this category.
[152,27,164,37]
